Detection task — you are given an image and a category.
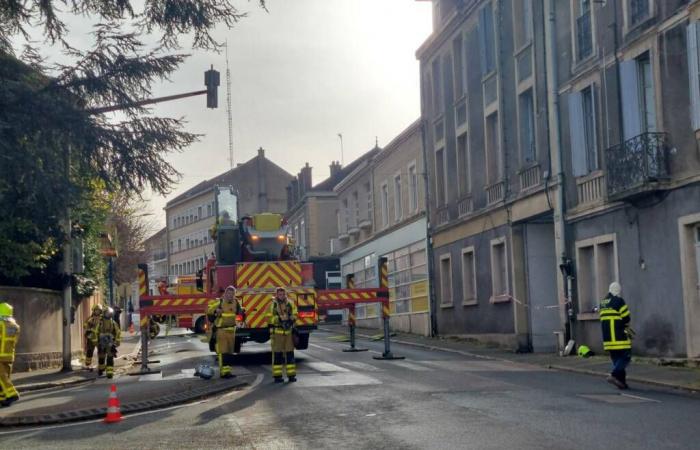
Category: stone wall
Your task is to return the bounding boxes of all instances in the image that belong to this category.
[0,286,101,371]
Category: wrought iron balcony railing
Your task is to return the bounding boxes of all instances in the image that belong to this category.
[605,132,669,200]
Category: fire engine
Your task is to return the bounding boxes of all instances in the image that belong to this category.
[138,186,390,355]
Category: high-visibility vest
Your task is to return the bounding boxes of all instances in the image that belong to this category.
[0,318,20,362]
[215,299,240,329]
[599,295,631,351]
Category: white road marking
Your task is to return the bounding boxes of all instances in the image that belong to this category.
[289,372,381,388]
[303,361,350,373]
[620,393,661,403]
[308,343,335,352]
[338,361,383,372]
[390,360,432,371]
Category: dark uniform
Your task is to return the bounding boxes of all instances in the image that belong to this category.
[268,290,297,383]
[599,286,632,389]
[97,309,121,379]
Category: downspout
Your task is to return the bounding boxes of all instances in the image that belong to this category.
[544,0,573,341]
[420,117,438,337]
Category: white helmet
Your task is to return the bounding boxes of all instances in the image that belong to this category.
[609,282,622,297]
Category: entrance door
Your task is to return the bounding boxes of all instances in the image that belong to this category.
[525,223,560,352]
[680,215,700,358]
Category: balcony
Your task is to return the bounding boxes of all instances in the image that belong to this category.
[435,206,450,227]
[457,196,473,218]
[338,232,350,241]
[576,171,606,206]
[605,132,669,201]
[358,218,372,230]
[518,164,541,192]
[486,181,505,205]
[348,225,360,236]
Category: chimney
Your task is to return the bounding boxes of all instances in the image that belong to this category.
[330,160,342,178]
[291,178,299,204]
[286,185,293,211]
[257,147,265,158]
[300,163,312,192]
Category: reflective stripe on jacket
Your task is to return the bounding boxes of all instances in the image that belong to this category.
[599,294,631,351]
[268,299,297,335]
[0,318,19,362]
[97,318,121,347]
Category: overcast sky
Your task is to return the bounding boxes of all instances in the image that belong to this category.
[28,1,432,227]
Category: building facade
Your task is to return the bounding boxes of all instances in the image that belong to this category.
[335,121,431,335]
[165,148,293,277]
[143,227,167,294]
[418,0,558,350]
[286,150,380,261]
[417,0,700,356]
[553,0,700,357]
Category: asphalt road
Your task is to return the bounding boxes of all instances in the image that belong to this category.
[2,329,699,450]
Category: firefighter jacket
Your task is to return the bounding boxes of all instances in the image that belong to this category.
[599,294,631,351]
[268,299,297,335]
[214,298,242,329]
[83,314,101,344]
[97,317,121,349]
[0,317,19,363]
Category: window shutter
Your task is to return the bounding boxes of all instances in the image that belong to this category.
[620,59,642,141]
[568,91,587,177]
[687,22,700,130]
[478,8,488,73]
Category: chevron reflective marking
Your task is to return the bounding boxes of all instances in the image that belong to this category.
[242,294,269,328]
[237,262,302,287]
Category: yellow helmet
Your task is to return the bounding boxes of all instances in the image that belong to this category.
[0,302,13,318]
[92,304,103,314]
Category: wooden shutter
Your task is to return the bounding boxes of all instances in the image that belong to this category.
[620,59,642,141]
[568,91,587,177]
[687,22,700,130]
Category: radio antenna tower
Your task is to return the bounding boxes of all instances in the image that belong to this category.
[225,40,234,169]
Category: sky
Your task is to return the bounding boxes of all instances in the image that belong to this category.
[30,0,433,227]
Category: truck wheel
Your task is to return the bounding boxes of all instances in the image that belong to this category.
[194,316,207,334]
[234,338,242,354]
[294,333,309,350]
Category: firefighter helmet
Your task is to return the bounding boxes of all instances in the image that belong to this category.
[0,302,13,318]
[104,307,114,318]
[609,282,622,297]
[92,304,103,314]
[578,345,593,357]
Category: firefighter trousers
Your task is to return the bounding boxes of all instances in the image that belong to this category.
[271,332,296,380]
[98,345,116,378]
[84,340,97,366]
[216,327,236,377]
[0,361,18,402]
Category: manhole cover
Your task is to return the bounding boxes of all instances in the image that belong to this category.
[578,393,658,404]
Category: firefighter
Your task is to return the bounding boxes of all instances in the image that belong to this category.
[599,282,632,389]
[268,287,297,383]
[213,286,240,378]
[97,307,121,379]
[0,302,20,407]
[82,304,103,370]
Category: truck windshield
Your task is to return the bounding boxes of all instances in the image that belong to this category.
[217,190,238,225]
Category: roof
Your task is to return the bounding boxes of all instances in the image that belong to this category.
[166,151,292,208]
[310,146,381,193]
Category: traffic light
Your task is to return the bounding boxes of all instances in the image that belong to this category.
[205,66,220,109]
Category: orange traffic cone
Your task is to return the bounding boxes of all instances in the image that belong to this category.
[104,384,123,423]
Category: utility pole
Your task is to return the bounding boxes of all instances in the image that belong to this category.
[337,133,344,165]
[226,41,234,169]
[62,144,73,372]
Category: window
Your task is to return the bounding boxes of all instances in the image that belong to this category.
[513,0,533,47]
[576,0,593,61]
[299,219,306,257]
[457,133,470,196]
[518,89,536,164]
[452,35,465,99]
[365,182,372,221]
[352,191,359,225]
[485,112,501,182]
[490,238,508,300]
[620,53,656,140]
[178,239,182,251]
[576,235,618,313]
[197,206,202,220]
[478,4,496,75]
[381,183,389,227]
[628,0,650,27]
[461,247,477,305]
[435,148,447,206]
[432,59,443,114]
[341,198,349,230]
[394,174,402,221]
[568,85,599,176]
[439,254,453,307]
[408,164,418,212]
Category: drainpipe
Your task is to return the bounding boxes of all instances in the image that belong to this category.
[544,0,573,341]
[420,117,438,337]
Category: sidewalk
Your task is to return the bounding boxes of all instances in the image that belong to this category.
[13,333,142,393]
[322,324,700,394]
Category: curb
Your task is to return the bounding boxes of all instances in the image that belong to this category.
[17,377,96,394]
[1,377,251,427]
[323,327,700,395]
